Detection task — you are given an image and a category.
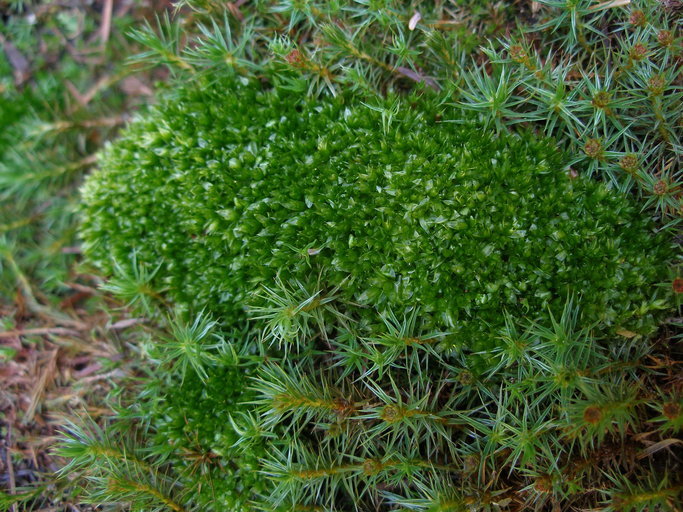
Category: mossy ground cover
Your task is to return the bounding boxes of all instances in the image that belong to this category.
[71,72,680,511]
[81,77,673,353]
[0,1,158,509]
[1,0,682,511]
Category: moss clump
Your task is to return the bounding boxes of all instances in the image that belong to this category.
[81,77,673,353]
[144,366,268,510]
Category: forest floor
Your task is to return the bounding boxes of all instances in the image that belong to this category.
[0,0,166,508]
[1,0,681,510]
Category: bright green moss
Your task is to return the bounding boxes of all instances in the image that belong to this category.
[145,366,268,510]
[0,56,30,162]
[81,77,673,353]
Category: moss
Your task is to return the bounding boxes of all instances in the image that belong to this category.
[81,76,673,354]
[146,365,268,510]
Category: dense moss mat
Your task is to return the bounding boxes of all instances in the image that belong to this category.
[81,78,674,352]
[144,365,267,509]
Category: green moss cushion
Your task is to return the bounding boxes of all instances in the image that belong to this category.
[146,366,266,510]
[81,77,673,351]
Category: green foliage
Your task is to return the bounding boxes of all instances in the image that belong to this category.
[100,253,165,314]
[70,67,681,509]
[56,314,271,511]
[0,5,140,299]
[152,311,221,382]
[117,0,681,221]
[143,360,270,509]
[81,76,673,359]
[57,299,683,510]
[0,4,157,510]
[231,301,681,510]
[130,0,509,96]
[56,418,190,512]
[32,0,682,510]
[462,1,683,219]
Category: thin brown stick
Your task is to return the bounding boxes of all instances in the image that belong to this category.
[100,0,113,46]
[0,327,83,339]
[590,0,630,11]
[24,349,59,424]
[7,424,18,512]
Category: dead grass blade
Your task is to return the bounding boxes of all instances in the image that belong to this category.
[23,349,59,425]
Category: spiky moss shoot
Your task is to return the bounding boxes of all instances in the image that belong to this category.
[81,76,674,355]
[673,278,683,294]
[647,74,666,96]
[657,30,674,48]
[619,154,639,174]
[591,90,612,110]
[629,9,647,27]
[663,402,680,420]
[583,138,604,160]
[629,42,649,61]
[583,406,603,425]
